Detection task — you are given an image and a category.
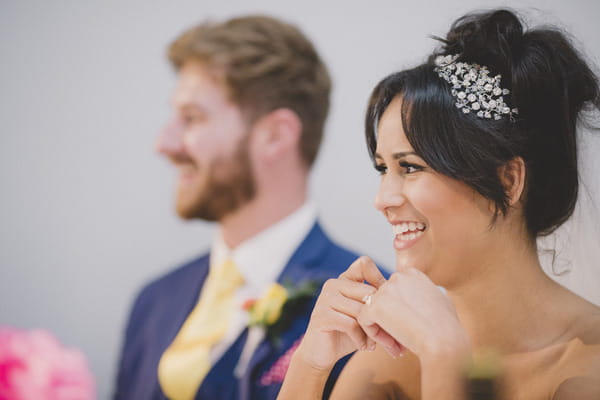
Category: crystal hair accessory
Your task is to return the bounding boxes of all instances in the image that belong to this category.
[434,54,518,121]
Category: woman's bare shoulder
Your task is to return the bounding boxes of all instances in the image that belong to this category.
[549,303,600,398]
[569,299,600,344]
[330,346,421,400]
[553,297,600,370]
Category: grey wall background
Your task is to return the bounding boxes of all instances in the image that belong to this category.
[1,0,599,397]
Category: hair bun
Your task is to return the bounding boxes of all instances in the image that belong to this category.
[439,9,524,76]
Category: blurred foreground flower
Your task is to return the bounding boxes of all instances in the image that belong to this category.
[0,326,95,400]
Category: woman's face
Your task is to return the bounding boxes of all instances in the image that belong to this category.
[374,96,497,287]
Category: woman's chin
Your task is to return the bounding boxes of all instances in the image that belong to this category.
[394,254,428,273]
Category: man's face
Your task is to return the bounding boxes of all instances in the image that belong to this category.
[156,61,256,221]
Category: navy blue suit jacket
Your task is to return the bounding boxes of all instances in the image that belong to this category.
[115,222,365,400]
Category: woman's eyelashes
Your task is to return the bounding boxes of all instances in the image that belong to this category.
[399,161,424,174]
[375,161,424,176]
[374,163,387,175]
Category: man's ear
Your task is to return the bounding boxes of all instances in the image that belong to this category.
[252,108,302,161]
[499,156,526,206]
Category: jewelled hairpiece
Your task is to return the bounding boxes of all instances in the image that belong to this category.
[433,54,518,121]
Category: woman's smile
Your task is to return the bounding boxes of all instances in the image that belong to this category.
[391,221,426,250]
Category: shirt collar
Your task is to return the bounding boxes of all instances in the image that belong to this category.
[211,203,317,290]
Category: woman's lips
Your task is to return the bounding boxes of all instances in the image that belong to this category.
[391,221,426,250]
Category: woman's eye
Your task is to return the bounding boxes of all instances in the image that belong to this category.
[374,164,387,175]
[399,162,423,174]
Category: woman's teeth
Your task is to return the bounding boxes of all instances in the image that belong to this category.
[392,222,426,241]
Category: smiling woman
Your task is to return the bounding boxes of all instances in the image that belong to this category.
[372,95,505,287]
[278,8,600,400]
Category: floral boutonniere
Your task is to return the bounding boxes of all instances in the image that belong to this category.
[243,283,288,328]
[244,279,320,340]
[234,279,321,378]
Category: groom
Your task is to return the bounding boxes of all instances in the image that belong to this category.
[114,15,364,399]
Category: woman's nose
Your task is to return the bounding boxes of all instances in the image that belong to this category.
[374,175,406,213]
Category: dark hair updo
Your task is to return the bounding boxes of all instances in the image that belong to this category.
[366,9,600,237]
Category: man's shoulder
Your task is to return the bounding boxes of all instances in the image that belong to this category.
[300,222,357,259]
[297,221,387,277]
[134,253,210,306]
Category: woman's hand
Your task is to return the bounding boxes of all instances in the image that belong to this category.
[356,268,470,399]
[357,267,469,362]
[295,256,400,371]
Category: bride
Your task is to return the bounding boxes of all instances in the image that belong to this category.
[278,8,600,399]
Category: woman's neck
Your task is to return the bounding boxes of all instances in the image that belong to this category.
[447,228,568,354]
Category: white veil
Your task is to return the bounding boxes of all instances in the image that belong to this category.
[538,121,600,306]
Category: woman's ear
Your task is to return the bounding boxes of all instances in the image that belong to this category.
[252,108,302,161]
[499,157,526,206]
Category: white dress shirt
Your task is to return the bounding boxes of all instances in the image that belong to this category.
[208,202,317,363]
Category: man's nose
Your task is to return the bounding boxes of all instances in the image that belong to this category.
[155,117,185,155]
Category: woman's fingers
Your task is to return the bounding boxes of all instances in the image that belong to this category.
[357,311,404,358]
[301,257,390,363]
[357,268,467,360]
[329,292,369,319]
[322,278,377,303]
[339,256,386,289]
[319,311,371,351]
[327,257,389,354]
[309,278,378,351]
[318,278,377,333]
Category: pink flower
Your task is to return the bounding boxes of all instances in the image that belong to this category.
[0,326,95,400]
[259,336,302,386]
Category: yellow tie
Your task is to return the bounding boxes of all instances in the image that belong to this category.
[158,259,244,400]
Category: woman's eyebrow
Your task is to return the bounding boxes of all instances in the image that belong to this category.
[391,151,417,159]
[374,151,417,160]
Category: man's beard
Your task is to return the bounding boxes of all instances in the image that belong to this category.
[175,135,256,221]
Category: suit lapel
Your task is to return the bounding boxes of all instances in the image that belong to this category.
[163,256,211,348]
[238,222,330,399]
[150,256,211,399]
